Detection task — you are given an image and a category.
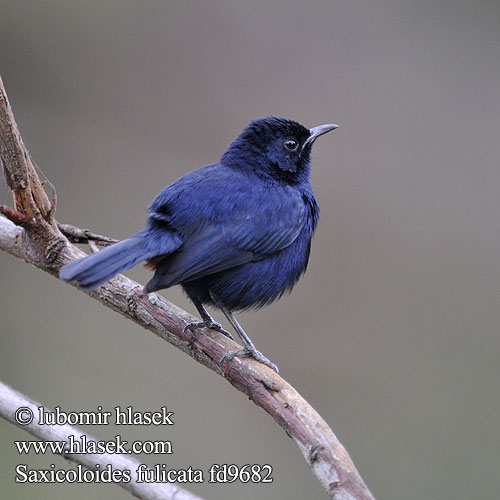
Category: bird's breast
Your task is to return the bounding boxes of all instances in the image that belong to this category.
[183,222,314,311]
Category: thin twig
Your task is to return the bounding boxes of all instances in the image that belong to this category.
[87,239,100,253]
[0,204,33,226]
[58,222,118,246]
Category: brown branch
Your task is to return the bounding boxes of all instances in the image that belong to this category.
[0,75,375,500]
[0,78,53,223]
[0,381,205,500]
[0,204,33,226]
[58,222,119,246]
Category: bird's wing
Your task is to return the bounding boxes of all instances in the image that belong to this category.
[146,188,307,290]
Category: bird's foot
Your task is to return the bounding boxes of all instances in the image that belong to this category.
[183,320,234,340]
[220,347,279,373]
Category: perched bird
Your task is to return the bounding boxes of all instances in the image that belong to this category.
[60,117,338,372]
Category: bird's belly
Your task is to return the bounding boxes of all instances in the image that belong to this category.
[182,233,312,311]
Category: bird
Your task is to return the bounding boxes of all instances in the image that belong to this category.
[60,117,338,372]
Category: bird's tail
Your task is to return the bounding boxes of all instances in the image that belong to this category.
[60,230,163,290]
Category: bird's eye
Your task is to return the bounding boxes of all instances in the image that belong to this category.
[284,139,299,151]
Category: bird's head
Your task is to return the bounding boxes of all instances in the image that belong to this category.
[221,117,338,183]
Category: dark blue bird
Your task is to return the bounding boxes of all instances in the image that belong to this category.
[60,117,338,371]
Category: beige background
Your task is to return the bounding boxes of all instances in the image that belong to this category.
[1,1,500,499]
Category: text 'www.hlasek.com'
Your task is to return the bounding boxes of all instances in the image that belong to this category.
[13,405,273,485]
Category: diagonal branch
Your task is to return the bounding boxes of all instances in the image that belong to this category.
[0,75,375,500]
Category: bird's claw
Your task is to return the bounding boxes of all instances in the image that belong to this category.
[220,347,279,373]
[183,320,234,340]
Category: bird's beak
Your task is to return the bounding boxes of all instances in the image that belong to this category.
[303,123,339,149]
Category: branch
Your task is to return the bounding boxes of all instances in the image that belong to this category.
[0,75,375,500]
[58,222,119,246]
[0,381,205,500]
[0,204,33,226]
[0,77,54,223]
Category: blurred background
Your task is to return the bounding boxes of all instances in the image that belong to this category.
[1,1,499,499]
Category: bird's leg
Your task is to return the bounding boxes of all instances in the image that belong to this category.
[183,299,233,340]
[211,293,279,373]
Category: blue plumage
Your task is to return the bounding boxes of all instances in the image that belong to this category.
[60,117,337,370]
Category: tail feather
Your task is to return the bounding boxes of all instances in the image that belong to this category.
[60,229,181,290]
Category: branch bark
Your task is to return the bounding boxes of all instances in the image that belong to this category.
[57,222,119,246]
[0,381,205,500]
[0,75,375,500]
